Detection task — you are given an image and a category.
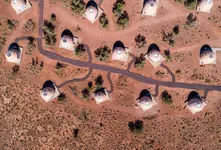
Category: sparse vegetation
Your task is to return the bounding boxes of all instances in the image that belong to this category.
[12,65,20,73]
[26,37,36,55]
[50,13,57,22]
[43,14,57,46]
[134,53,146,68]
[56,62,67,70]
[70,0,86,15]
[23,19,36,33]
[161,90,173,104]
[94,45,111,61]
[135,34,146,48]
[75,44,86,56]
[99,13,109,28]
[113,0,129,28]
[162,31,175,46]
[164,49,171,60]
[174,0,197,10]
[73,128,79,138]
[155,71,165,77]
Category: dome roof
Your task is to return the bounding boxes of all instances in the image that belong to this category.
[60,35,74,49]
[5,44,21,64]
[112,47,126,61]
[40,87,55,102]
[137,95,155,111]
[200,50,215,64]
[84,5,98,20]
[148,49,162,62]
[197,0,213,13]
[187,98,204,113]
[94,90,106,102]
[142,0,158,16]
[11,0,27,12]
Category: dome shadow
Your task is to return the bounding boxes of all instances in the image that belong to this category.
[61,29,74,38]
[147,43,160,54]
[137,89,151,100]
[113,40,125,51]
[185,91,201,103]
[86,0,98,9]
[42,80,55,90]
[8,42,20,52]
[200,44,212,55]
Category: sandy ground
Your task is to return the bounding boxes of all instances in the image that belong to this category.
[0,0,221,149]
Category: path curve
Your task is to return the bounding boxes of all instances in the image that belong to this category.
[107,72,114,93]
[36,0,221,93]
[127,53,136,71]
[160,63,176,82]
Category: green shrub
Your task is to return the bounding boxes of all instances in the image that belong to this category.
[161,90,172,104]
[23,19,36,33]
[81,88,90,99]
[95,75,103,88]
[94,45,111,61]
[58,93,67,101]
[128,120,144,133]
[71,0,86,15]
[7,19,18,30]
[117,11,129,28]
[134,54,146,68]
[75,44,86,56]
[135,34,146,48]
[113,0,125,16]
[173,25,179,35]
[43,18,56,46]
[99,13,109,28]
[186,13,197,27]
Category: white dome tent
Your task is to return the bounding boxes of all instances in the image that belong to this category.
[145,43,165,67]
[197,0,213,13]
[11,0,32,15]
[185,91,206,114]
[137,90,157,111]
[5,43,23,64]
[142,0,159,17]
[40,80,60,103]
[93,88,110,104]
[83,0,103,24]
[199,44,216,65]
[59,29,79,51]
[112,41,130,62]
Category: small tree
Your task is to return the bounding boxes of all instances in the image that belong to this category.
[184,0,197,10]
[134,53,146,68]
[7,19,18,30]
[134,120,143,131]
[95,75,103,87]
[162,31,175,46]
[161,90,172,104]
[40,61,44,68]
[94,45,111,61]
[99,13,109,28]
[164,49,171,60]
[173,25,180,35]
[12,65,19,73]
[135,34,146,48]
[81,88,90,99]
[73,128,79,138]
[50,13,56,22]
[58,93,67,101]
[75,44,86,56]
[88,81,93,89]
[70,0,86,15]
[56,62,67,70]
[186,13,197,27]
[113,0,125,16]
[128,121,135,131]
[23,19,36,33]
[117,11,129,28]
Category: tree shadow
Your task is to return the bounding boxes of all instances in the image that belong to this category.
[86,0,98,9]
[200,44,212,55]
[61,29,74,38]
[42,80,55,90]
[113,40,125,51]
[137,89,151,100]
[185,91,201,103]
[147,43,160,54]
[9,42,20,52]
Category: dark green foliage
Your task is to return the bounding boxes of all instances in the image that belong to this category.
[88,81,93,88]
[81,88,90,99]
[58,93,67,101]
[73,128,79,138]
[95,75,103,87]
[113,0,125,16]
[134,53,146,68]
[43,18,57,46]
[70,0,86,15]
[135,34,146,48]
[128,120,144,132]
[173,25,180,35]
[7,19,18,30]
[94,45,111,61]
[75,44,86,56]
[174,0,197,10]
[99,13,109,28]
[161,90,173,104]
[56,62,67,70]
[40,61,44,68]
[50,13,56,22]
[117,11,129,28]
[186,13,197,26]
[27,37,36,55]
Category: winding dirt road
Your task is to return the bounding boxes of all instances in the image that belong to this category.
[32,0,221,95]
